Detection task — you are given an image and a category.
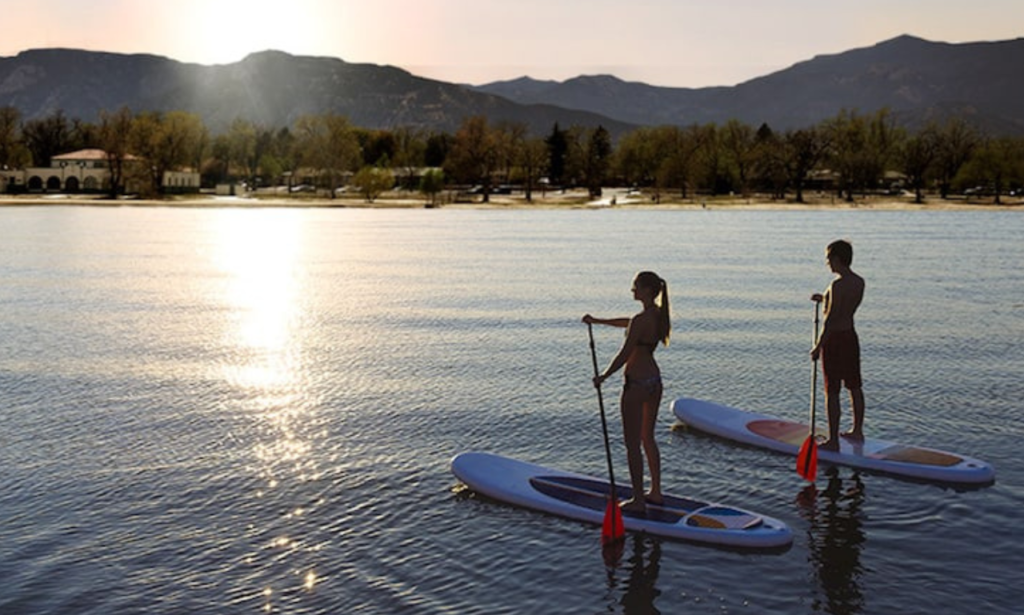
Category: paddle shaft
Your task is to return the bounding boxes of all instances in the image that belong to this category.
[810,300,821,435]
[587,323,619,500]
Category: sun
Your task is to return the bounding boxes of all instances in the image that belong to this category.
[183,0,333,64]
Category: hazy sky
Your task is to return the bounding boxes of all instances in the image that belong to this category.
[2,0,1022,87]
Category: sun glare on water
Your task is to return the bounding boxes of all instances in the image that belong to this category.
[208,210,307,392]
[207,210,327,492]
[205,211,332,603]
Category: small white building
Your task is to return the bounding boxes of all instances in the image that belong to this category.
[163,169,201,194]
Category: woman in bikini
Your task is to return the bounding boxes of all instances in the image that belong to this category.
[583,271,671,513]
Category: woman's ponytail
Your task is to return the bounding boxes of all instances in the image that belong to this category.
[658,277,671,347]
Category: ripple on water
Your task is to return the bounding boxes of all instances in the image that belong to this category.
[2,208,1023,614]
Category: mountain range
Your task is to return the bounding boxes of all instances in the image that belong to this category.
[473,35,1024,135]
[0,48,633,137]
[1,35,1023,137]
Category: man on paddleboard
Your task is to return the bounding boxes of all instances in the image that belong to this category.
[810,240,866,452]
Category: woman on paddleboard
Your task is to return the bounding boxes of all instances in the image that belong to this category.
[583,271,671,513]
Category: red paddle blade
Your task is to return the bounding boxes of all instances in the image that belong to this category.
[796,436,818,481]
[601,497,626,542]
[601,497,625,566]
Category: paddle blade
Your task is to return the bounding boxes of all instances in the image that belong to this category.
[601,498,625,566]
[601,497,626,542]
[797,436,818,481]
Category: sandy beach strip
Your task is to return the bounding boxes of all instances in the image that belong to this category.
[1,191,1021,210]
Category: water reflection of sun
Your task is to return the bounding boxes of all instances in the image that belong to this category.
[208,209,324,502]
[212,210,305,391]
[208,213,327,606]
[209,210,321,485]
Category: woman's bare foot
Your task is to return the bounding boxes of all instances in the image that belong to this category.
[644,492,664,507]
[819,439,840,452]
[620,498,646,513]
[841,430,864,441]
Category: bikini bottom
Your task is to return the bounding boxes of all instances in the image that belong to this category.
[624,375,662,397]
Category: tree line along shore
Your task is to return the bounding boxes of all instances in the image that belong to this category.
[2,105,1023,207]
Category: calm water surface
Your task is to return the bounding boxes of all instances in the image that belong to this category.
[1,206,1022,614]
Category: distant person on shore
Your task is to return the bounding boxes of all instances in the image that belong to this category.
[810,240,866,451]
[584,271,671,512]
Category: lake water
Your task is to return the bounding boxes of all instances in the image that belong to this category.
[1,206,1022,614]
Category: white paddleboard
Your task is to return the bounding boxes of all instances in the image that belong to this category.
[451,451,792,549]
[673,397,995,485]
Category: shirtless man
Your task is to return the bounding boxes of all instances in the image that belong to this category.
[810,240,865,452]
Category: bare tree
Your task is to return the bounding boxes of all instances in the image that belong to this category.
[752,123,788,199]
[657,125,705,200]
[614,126,660,188]
[934,117,980,199]
[825,109,897,201]
[98,107,134,198]
[721,120,757,198]
[896,124,939,203]
[392,126,427,190]
[445,116,498,202]
[519,137,548,202]
[785,126,831,203]
[293,113,361,197]
[958,136,1023,204]
[0,106,30,170]
[22,111,73,168]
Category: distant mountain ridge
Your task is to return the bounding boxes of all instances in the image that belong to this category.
[0,48,635,136]
[2,35,1024,136]
[474,35,1024,134]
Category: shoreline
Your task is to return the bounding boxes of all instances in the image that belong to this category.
[2,190,1022,211]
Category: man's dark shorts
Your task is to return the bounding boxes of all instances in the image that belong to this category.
[821,328,862,392]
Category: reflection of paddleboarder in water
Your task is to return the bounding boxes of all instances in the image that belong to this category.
[606,534,662,614]
[797,467,867,615]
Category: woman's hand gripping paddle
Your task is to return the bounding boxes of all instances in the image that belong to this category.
[587,323,625,553]
[797,298,822,481]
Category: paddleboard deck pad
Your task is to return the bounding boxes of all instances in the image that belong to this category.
[451,451,792,548]
[673,397,995,485]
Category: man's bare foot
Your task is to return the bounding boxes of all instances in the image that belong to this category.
[620,498,646,513]
[644,492,664,507]
[819,439,840,452]
[841,430,865,441]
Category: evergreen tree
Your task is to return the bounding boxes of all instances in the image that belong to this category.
[545,123,568,187]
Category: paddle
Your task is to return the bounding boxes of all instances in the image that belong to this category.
[587,323,626,549]
[797,298,822,481]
